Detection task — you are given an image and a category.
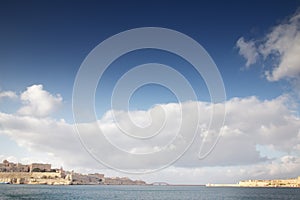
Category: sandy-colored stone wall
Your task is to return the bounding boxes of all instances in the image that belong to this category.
[239,177,300,187]
[0,172,70,185]
[30,163,51,172]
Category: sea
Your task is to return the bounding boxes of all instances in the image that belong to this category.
[1,185,300,200]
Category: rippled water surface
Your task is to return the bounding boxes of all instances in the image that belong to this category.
[1,185,300,199]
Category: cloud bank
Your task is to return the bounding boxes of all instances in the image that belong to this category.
[0,85,299,182]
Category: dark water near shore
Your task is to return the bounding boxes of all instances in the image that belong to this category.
[1,185,300,199]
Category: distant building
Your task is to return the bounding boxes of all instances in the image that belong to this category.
[67,172,104,185]
[0,160,29,172]
[30,163,51,172]
[0,160,51,173]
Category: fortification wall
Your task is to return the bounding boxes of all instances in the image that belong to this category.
[239,177,300,187]
[0,172,70,185]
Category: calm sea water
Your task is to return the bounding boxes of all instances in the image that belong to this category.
[1,185,300,200]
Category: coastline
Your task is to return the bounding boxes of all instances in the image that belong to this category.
[206,176,300,188]
[0,160,146,186]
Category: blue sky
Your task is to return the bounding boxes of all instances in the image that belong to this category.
[1,0,300,184]
[1,1,297,100]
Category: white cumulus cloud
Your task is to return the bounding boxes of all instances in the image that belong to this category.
[18,84,62,117]
[236,9,300,83]
[261,12,300,81]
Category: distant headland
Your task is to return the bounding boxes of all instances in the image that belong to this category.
[206,176,300,188]
[0,160,147,185]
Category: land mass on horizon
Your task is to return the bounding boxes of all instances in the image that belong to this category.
[206,176,300,188]
[0,160,147,185]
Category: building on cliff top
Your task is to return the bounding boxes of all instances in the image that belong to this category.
[29,163,51,172]
[0,160,52,173]
[0,160,29,172]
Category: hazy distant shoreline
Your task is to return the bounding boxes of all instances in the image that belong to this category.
[206,176,300,188]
